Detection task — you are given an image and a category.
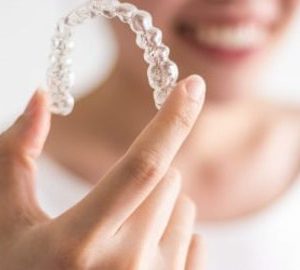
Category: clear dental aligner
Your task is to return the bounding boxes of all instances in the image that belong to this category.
[47,0,179,116]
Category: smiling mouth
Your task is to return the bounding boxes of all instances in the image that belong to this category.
[176,21,269,59]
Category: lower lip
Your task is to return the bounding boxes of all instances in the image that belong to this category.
[178,31,263,63]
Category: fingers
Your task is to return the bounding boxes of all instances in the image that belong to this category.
[160,195,196,270]
[56,75,206,240]
[118,169,181,246]
[126,74,206,183]
[0,90,51,215]
[1,90,51,161]
[185,235,205,270]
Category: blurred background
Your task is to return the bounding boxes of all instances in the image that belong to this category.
[0,0,300,131]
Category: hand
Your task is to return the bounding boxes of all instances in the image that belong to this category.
[0,74,206,270]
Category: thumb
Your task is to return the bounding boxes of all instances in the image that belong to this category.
[3,89,51,160]
[0,90,51,224]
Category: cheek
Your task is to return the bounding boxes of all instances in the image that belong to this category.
[281,0,300,17]
[112,0,184,48]
[128,0,186,25]
[111,0,188,86]
[286,0,300,8]
[129,0,184,10]
[274,0,300,32]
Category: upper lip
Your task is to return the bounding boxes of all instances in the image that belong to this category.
[176,15,272,38]
[176,5,278,29]
[179,15,273,28]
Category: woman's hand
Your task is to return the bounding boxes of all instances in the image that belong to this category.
[0,75,206,270]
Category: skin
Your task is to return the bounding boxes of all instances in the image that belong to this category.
[0,77,205,269]
[45,0,300,220]
[1,0,300,268]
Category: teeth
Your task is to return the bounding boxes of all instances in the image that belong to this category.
[195,24,267,50]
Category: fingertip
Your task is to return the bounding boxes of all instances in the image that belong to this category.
[24,89,50,116]
[184,74,206,102]
[16,89,52,159]
[36,88,51,110]
[186,233,206,270]
[192,233,204,247]
[179,194,197,220]
[191,233,207,267]
[22,89,51,133]
[162,74,206,111]
[186,74,206,90]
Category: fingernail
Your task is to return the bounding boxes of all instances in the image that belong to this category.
[24,90,40,117]
[185,75,205,102]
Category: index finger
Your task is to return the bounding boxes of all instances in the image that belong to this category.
[127,74,206,178]
[56,75,206,239]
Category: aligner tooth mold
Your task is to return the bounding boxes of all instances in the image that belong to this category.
[47,0,179,115]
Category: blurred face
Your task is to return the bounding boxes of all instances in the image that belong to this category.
[112,0,299,102]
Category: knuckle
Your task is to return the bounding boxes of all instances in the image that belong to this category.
[171,109,195,132]
[125,150,165,184]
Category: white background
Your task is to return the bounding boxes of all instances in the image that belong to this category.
[0,0,300,130]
